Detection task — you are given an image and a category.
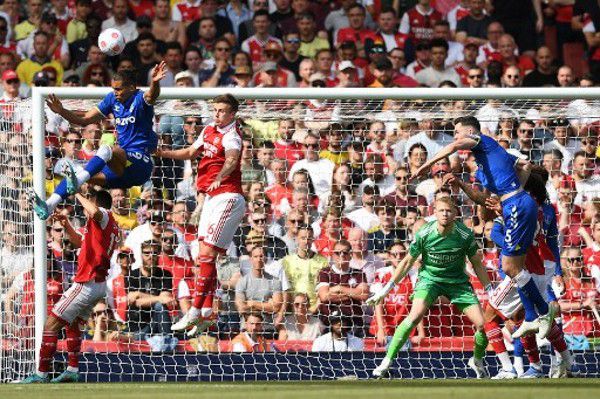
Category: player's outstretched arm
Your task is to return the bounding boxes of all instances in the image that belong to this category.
[154,145,199,160]
[411,137,478,180]
[144,61,167,105]
[443,174,489,205]
[366,254,417,305]
[52,213,83,248]
[46,94,104,126]
[75,193,104,222]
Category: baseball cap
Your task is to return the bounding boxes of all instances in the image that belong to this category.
[368,43,386,54]
[262,61,278,72]
[117,246,134,258]
[432,163,450,175]
[264,42,282,53]
[2,69,18,82]
[309,72,326,83]
[174,70,194,82]
[550,117,569,127]
[33,71,49,86]
[375,58,393,71]
[338,60,355,71]
[234,65,252,75]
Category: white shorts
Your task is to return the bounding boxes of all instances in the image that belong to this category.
[51,281,107,324]
[198,192,246,252]
[489,274,550,319]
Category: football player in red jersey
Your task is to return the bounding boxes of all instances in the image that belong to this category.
[155,94,246,334]
[21,189,119,384]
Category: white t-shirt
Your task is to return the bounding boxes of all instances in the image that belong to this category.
[288,158,334,196]
[346,207,380,233]
[311,332,364,351]
[282,315,324,340]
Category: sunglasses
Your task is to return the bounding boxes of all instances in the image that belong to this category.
[333,250,351,256]
[6,79,19,84]
[389,251,405,257]
[505,75,519,79]
[304,143,319,148]
[215,47,231,52]
[395,175,407,180]
[286,38,300,44]
[253,218,267,224]
[288,219,303,224]
[65,138,81,144]
[566,257,583,262]
[52,227,64,232]
[161,237,174,242]
[149,220,163,226]
[142,251,157,256]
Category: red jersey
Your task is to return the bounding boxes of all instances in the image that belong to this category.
[193,121,243,196]
[158,253,194,297]
[561,277,597,336]
[376,32,409,51]
[241,35,283,64]
[336,27,378,47]
[523,209,548,276]
[129,0,155,18]
[74,209,119,283]
[400,6,444,41]
[172,0,201,23]
[273,140,303,167]
[583,243,600,277]
[111,274,128,322]
[369,266,414,336]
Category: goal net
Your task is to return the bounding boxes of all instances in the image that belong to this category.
[1,88,600,382]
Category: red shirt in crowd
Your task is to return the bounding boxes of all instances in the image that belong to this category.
[273,140,304,168]
[369,266,414,336]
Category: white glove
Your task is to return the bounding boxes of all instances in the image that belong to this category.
[366,281,394,306]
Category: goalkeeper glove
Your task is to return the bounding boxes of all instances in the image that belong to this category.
[484,283,495,296]
[366,280,395,306]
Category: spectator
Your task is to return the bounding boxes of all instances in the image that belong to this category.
[511,119,543,163]
[543,118,577,174]
[150,41,183,87]
[556,177,584,247]
[126,240,176,340]
[368,201,406,255]
[557,65,574,88]
[18,12,70,69]
[375,7,409,54]
[82,63,111,86]
[523,46,559,87]
[101,0,138,43]
[0,69,21,102]
[16,31,64,86]
[153,0,184,46]
[415,159,451,204]
[199,38,235,87]
[431,20,463,67]
[288,133,334,197]
[234,207,288,260]
[572,151,600,205]
[348,227,384,284]
[498,33,535,75]
[69,15,102,69]
[273,119,303,168]
[455,0,492,46]
[280,209,306,252]
[464,65,484,88]
[476,21,504,66]
[170,201,197,245]
[335,3,376,49]
[447,0,470,33]
[241,10,282,67]
[279,32,306,81]
[370,243,424,347]
[311,311,364,351]
[347,185,381,233]
[369,57,395,88]
[253,46,297,87]
[322,163,359,214]
[317,240,369,329]
[319,123,349,165]
[542,149,566,203]
[325,0,374,40]
[86,300,124,342]
[278,293,324,340]
[384,166,428,216]
[455,43,479,85]
[399,0,443,42]
[74,44,108,81]
[190,17,218,60]
[265,158,293,219]
[406,41,431,79]
[110,188,138,231]
[14,0,44,41]
[231,313,270,352]
[358,153,395,196]
[235,246,284,333]
[297,58,315,87]
[157,228,194,313]
[297,11,330,59]
[171,0,202,25]
[415,38,461,87]
[314,208,345,258]
[232,65,253,87]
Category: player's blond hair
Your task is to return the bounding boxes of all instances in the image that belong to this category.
[434,196,457,210]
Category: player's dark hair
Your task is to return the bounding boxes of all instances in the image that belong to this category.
[544,148,563,161]
[213,93,239,113]
[90,188,113,209]
[34,30,49,41]
[453,116,481,132]
[112,69,137,87]
[296,11,315,22]
[524,170,549,204]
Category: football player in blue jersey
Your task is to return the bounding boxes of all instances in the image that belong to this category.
[29,61,167,220]
[411,116,554,339]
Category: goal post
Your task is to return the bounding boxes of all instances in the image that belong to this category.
[16,86,600,382]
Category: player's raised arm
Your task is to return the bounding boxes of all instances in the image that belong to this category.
[144,61,167,105]
[411,136,478,180]
[366,253,418,305]
[75,192,104,222]
[52,213,82,248]
[443,173,489,206]
[46,94,104,126]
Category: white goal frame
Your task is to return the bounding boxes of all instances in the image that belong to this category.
[31,86,600,368]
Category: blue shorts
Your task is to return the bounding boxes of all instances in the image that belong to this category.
[500,191,538,257]
[102,150,153,189]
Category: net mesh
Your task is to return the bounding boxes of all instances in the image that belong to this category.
[1,94,600,382]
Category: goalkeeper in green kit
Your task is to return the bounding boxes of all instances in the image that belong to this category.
[367,197,492,378]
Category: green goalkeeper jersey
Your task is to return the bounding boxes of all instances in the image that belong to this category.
[408,220,478,284]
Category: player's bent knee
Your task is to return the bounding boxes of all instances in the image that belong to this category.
[45,314,66,331]
[96,144,113,162]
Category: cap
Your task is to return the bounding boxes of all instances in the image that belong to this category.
[174,70,194,82]
[63,70,81,84]
[262,61,278,72]
[136,15,152,28]
[264,41,282,53]
[33,71,49,86]
[234,65,252,75]
[363,185,380,195]
[328,310,343,325]
[2,69,17,82]
[550,117,569,127]
[41,12,57,25]
[432,163,450,175]
[309,72,326,83]
[375,58,393,71]
[149,210,165,224]
[338,60,355,71]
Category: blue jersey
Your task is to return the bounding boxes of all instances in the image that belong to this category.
[96,90,158,153]
[472,134,522,196]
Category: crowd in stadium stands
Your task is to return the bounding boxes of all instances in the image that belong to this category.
[1,0,600,353]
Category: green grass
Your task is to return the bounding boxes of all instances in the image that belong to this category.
[1,380,600,399]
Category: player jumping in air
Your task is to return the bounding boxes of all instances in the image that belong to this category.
[412,116,553,339]
[367,197,492,379]
[154,94,245,334]
[29,62,167,220]
[21,189,119,383]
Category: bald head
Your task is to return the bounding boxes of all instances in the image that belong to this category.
[347,227,367,253]
[535,46,553,72]
[498,34,516,59]
[557,65,573,87]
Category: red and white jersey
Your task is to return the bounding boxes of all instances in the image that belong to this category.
[399,6,444,41]
[583,243,600,277]
[376,31,409,52]
[335,27,378,47]
[447,4,470,31]
[583,17,600,61]
[523,209,548,276]
[171,0,201,23]
[368,266,415,336]
[241,35,283,64]
[476,42,502,65]
[405,59,429,78]
[74,208,119,283]
[192,121,243,196]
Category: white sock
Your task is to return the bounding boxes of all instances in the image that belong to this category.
[187,306,200,319]
[559,350,573,367]
[497,351,513,371]
[67,366,79,373]
[514,269,532,288]
[200,307,213,318]
[75,170,91,187]
[37,371,48,378]
[46,193,62,213]
[513,357,524,375]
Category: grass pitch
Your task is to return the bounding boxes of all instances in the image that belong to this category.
[1,379,599,399]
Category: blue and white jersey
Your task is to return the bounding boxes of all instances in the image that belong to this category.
[471,134,522,196]
[96,90,158,153]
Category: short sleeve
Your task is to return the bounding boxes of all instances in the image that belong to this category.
[466,231,478,258]
[96,92,114,117]
[191,126,207,150]
[222,130,242,151]
[97,207,110,230]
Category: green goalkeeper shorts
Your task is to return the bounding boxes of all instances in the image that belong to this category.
[412,277,480,312]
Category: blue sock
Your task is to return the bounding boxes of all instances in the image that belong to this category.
[85,155,108,177]
[521,279,549,316]
[513,333,524,357]
[517,288,538,322]
[54,179,68,199]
